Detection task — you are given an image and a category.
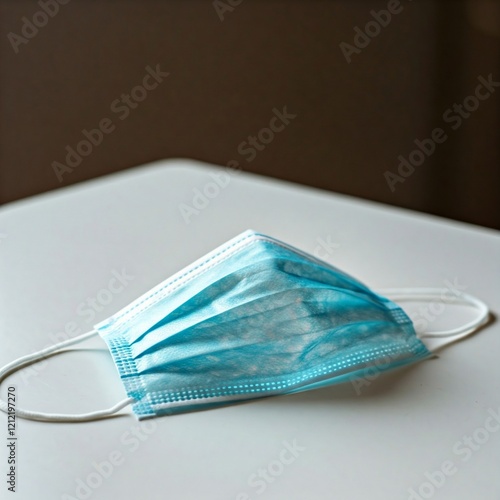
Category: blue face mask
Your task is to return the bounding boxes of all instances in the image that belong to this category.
[0,230,489,421]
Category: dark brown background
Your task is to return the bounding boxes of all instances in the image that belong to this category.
[1,0,499,228]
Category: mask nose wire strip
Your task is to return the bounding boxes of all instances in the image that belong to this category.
[378,288,489,342]
[0,329,135,422]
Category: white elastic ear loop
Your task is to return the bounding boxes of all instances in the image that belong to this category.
[379,288,490,351]
[0,330,135,422]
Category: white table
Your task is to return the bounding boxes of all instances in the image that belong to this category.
[0,159,499,500]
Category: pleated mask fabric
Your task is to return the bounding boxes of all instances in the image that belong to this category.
[95,230,431,419]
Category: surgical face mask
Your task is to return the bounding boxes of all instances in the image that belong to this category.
[0,230,489,422]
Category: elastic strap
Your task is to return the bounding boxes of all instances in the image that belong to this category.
[380,288,489,351]
[0,330,134,422]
